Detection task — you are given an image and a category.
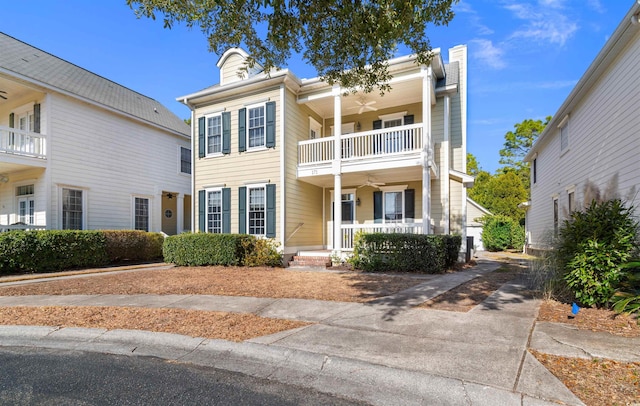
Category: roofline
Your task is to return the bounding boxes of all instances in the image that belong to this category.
[0,67,190,139]
[525,2,640,162]
[467,197,492,215]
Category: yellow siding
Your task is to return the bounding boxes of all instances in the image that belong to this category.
[221,53,248,85]
[194,88,282,237]
[449,179,464,234]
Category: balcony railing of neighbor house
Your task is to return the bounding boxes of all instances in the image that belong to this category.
[0,224,47,232]
[298,123,424,166]
[0,125,47,159]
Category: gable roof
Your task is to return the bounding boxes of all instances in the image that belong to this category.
[0,32,189,137]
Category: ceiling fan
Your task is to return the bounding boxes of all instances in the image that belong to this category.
[0,91,7,100]
[357,176,385,189]
[349,97,377,114]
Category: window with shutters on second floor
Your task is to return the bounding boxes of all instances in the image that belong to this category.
[239,101,276,152]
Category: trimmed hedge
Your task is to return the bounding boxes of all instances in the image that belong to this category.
[443,235,462,268]
[0,230,165,275]
[350,233,458,273]
[163,233,251,266]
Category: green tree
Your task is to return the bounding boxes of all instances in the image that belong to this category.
[127,0,457,93]
[466,152,480,177]
[498,117,550,188]
[472,171,527,223]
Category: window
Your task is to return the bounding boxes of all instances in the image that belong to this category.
[16,184,35,225]
[248,105,265,149]
[180,147,191,174]
[384,191,403,223]
[309,117,322,140]
[532,158,537,184]
[62,188,83,230]
[248,186,265,235]
[553,197,559,237]
[134,197,149,231]
[207,189,222,233]
[207,114,222,154]
[568,191,575,214]
[559,115,569,152]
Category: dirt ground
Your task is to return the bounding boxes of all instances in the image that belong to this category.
[1,257,638,404]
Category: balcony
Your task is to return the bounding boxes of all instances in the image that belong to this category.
[0,125,47,172]
[327,221,425,250]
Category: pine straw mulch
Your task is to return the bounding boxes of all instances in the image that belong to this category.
[0,266,425,303]
[0,306,309,342]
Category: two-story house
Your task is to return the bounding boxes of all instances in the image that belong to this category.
[524,2,640,253]
[0,33,191,234]
[181,45,470,262]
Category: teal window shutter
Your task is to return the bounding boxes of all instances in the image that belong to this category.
[198,117,206,158]
[238,186,247,233]
[403,115,414,125]
[238,108,246,152]
[404,189,415,220]
[266,184,276,237]
[33,103,41,133]
[373,191,382,223]
[266,101,276,148]
[198,190,206,232]
[222,112,231,154]
[222,187,231,233]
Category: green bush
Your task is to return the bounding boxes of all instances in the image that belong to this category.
[443,235,462,268]
[481,215,523,251]
[241,237,283,267]
[103,230,164,262]
[611,260,640,322]
[349,233,448,273]
[163,233,250,266]
[0,230,109,275]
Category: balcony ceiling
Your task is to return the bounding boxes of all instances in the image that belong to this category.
[299,77,423,118]
[0,75,38,106]
[300,165,424,189]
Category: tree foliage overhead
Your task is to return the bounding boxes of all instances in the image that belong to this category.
[126,0,457,93]
[498,117,550,173]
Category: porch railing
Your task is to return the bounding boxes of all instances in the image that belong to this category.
[298,123,424,166]
[0,125,47,159]
[329,222,424,250]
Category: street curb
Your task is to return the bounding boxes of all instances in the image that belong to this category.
[0,325,569,406]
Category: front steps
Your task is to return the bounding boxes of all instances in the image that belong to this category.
[288,254,332,268]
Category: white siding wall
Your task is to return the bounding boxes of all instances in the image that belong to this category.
[528,28,640,249]
[48,93,190,231]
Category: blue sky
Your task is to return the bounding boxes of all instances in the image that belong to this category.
[2,1,633,173]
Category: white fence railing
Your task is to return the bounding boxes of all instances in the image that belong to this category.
[0,125,47,159]
[0,224,47,232]
[298,124,424,165]
[328,222,424,250]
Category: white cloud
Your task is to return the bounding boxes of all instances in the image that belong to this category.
[454,1,494,36]
[470,39,506,69]
[504,1,578,46]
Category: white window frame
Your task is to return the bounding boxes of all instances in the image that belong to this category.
[205,113,223,156]
[59,186,87,230]
[132,195,151,232]
[178,146,191,175]
[11,103,36,153]
[552,195,559,238]
[558,114,569,153]
[16,184,35,225]
[246,183,267,236]
[330,189,356,224]
[206,187,223,234]
[379,185,408,224]
[566,185,576,215]
[309,117,322,140]
[246,102,267,151]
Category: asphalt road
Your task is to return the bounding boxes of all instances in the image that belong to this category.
[0,346,369,405]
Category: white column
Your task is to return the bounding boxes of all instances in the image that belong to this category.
[442,95,451,234]
[422,67,433,234]
[176,194,184,234]
[333,87,342,253]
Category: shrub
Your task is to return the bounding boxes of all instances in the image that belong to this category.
[349,233,448,273]
[163,233,250,266]
[442,234,462,268]
[611,260,640,322]
[481,215,523,251]
[103,230,164,262]
[241,237,283,267]
[0,230,109,275]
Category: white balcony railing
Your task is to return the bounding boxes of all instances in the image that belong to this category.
[298,123,424,166]
[0,125,47,159]
[0,224,47,232]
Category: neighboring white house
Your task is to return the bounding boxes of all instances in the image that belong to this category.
[466,197,491,251]
[0,33,191,234]
[180,45,471,262]
[523,2,640,253]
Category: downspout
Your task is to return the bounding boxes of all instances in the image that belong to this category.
[421,66,433,234]
[443,95,450,234]
[332,86,342,253]
[279,84,286,252]
[44,93,52,229]
[183,97,196,233]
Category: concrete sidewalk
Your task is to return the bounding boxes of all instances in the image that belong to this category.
[0,257,595,405]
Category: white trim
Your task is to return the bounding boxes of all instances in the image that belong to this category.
[177,145,191,176]
[203,112,224,157]
[309,116,322,139]
[204,187,223,234]
[131,194,153,232]
[280,84,286,248]
[557,114,570,129]
[378,111,408,121]
[58,185,88,230]
[245,183,268,237]
[245,101,268,151]
[378,185,407,192]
